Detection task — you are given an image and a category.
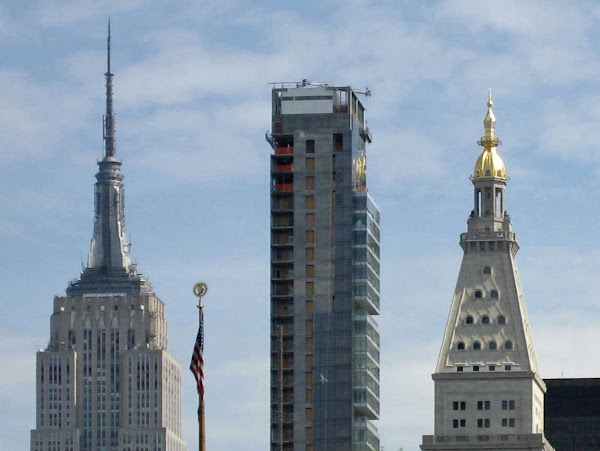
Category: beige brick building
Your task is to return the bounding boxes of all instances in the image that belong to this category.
[30,27,186,451]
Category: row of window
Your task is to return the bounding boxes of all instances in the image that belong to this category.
[453,400,516,411]
[452,418,516,428]
[456,340,513,350]
[457,364,513,372]
[474,289,499,299]
[465,314,506,325]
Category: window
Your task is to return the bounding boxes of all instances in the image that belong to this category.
[483,266,492,274]
[509,418,515,427]
[461,401,466,410]
[498,315,506,324]
[477,401,490,410]
[457,342,465,350]
[306,158,315,171]
[306,282,314,295]
[306,300,314,314]
[306,176,314,190]
[453,401,459,410]
[505,341,513,350]
[460,419,466,427]
[477,419,483,428]
[502,400,508,409]
[475,290,483,299]
[466,316,474,324]
[306,213,315,226]
[502,418,507,427]
[306,389,313,402]
[453,419,459,429]
[482,315,490,324]
[306,195,315,209]
[473,341,482,350]
[485,419,490,428]
[489,365,496,371]
[454,401,466,410]
[489,341,497,350]
[306,140,314,154]
[306,320,313,334]
[306,230,314,243]
[505,365,512,371]
[306,371,313,385]
[306,337,313,352]
[457,366,463,372]
[305,248,314,261]
[305,355,313,367]
[509,400,515,410]
[473,365,480,372]
[306,265,315,278]
[306,408,314,422]
[491,290,499,298]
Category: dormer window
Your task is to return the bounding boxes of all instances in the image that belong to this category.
[489,341,497,350]
[498,315,506,324]
[466,316,474,324]
[457,342,465,350]
[482,316,490,324]
[491,290,499,299]
[505,341,513,350]
[473,341,482,350]
[475,290,483,299]
[483,266,492,275]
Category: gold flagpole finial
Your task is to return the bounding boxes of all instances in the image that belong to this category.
[193,282,208,307]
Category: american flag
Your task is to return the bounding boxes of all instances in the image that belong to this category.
[190,309,205,398]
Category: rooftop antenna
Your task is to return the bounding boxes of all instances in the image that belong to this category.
[103,18,116,159]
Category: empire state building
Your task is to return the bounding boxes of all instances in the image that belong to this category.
[30,26,187,451]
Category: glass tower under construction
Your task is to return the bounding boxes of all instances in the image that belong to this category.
[268,82,381,451]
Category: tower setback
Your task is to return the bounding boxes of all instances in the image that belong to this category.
[268,82,381,450]
[30,26,187,451]
[421,93,555,450]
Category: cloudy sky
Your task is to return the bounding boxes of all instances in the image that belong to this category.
[3,0,600,449]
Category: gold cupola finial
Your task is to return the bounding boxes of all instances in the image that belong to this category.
[473,89,506,180]
[483,88,496,142]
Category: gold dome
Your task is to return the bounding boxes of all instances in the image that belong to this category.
[472,89,506,181]
[473,147,506,180]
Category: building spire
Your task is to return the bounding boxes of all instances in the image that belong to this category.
[104,18,116,158]
[481,88,498,147]
[86,22,131,272]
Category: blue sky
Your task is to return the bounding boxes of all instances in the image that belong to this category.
[3,1,600,449]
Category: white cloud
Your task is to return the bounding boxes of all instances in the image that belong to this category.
[37,0,144,27]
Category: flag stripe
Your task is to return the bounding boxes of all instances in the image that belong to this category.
[190,309,205,398]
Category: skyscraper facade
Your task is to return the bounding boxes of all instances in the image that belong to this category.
[30,29,187,451]
[420,93,554,450]
[268,82,380,450]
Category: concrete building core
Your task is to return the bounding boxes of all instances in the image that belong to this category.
[268,81,380,450]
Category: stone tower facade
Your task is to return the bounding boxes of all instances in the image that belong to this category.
[30,27,187,451]
[268,83,380,450]
[421,93,555,450]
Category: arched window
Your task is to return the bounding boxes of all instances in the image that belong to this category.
[491,290,499,298]
[483,266,492,275]
[475,290,483,299]
[486,170,491,176]
[457,342,465,350]
[505,341,513,350]
[498,315,506,324]
[489,341,497,350]
[466,316,474,324]
[473,341,482,350]
[482,316,490,324]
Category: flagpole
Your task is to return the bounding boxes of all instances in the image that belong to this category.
[198,301,205,451]
[192,282,208,451]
